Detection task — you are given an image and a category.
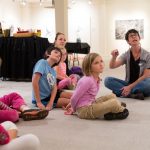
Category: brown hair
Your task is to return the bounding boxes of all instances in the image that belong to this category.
[43,46,62,67]
[54,32,64,44]
[82,53,100,76]
[125,29,140,41]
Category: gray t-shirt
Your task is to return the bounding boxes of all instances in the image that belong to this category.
[119,48,150,82]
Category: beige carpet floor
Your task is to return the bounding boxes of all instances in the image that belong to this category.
[0,66,150,150]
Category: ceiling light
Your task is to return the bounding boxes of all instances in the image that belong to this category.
[21,0,27,6]
[88,0,92,5]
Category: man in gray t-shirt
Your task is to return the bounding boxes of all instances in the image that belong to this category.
[104,29,150,100]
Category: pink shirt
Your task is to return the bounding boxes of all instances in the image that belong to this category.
[58,62,66,76]
[71,76,100,111]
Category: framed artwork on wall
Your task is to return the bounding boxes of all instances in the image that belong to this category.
[115,19,144,40]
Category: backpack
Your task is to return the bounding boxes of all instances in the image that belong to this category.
[69,66,84,77]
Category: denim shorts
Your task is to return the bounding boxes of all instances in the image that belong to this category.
[33,90,62,108]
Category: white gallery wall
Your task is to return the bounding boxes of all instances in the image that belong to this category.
[105,0,150,60]
[0,0,56,42]
[0,0,21,33]
[0,0,150,61]
[68,0,105,56]
[26,3,56,42]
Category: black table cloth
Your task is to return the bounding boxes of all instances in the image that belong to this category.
[65,42,90,54]
[0,36,50,81]
[0,37,90,81]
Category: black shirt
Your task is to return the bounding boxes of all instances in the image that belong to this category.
[129,51,140,83]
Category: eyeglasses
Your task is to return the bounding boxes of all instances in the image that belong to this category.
[129,33,139,38]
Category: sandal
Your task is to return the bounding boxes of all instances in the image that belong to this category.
[19,109,39,118]
[22,109,49,121]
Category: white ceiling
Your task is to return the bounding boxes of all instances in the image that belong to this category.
[28,0,52,3]
[13,0,52,3]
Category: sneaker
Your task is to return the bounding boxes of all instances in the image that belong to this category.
[128,92,144,100]
[104,108,129,120]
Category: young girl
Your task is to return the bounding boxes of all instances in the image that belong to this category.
[0,92,49,122]
[32,46,72,111]
[65,53,129,120]
[54,48,78,90]
[0,121,40,150]
[54,32,83,79]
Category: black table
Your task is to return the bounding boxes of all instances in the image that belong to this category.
[65,42,90,66]
[0,36,50,81]
[65,42,90,54]
[0,38,90,81]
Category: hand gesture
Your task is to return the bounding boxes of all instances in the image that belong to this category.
[111,49,119,58]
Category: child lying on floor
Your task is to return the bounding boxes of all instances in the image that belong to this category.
[0,92,49,122]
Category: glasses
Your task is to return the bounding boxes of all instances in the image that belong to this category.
[129,33,139,38]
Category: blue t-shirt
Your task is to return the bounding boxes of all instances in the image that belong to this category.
[32,59,56,103]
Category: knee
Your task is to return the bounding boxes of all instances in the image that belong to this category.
[109,98,120,107]
[63,78,71,85]
[146,78,150,86]
[105,93,117,99]
[109,99,124,112]
[9,111,19,123]
[22,134,40,150]
[104,77,113,87]
[8,92,20,97]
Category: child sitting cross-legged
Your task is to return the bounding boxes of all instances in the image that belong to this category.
[54,48,79,90]
[64,53,129,120]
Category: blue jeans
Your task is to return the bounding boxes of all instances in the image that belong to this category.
[104,77,150,97]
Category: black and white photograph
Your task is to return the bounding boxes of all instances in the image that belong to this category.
[115,19,144,40]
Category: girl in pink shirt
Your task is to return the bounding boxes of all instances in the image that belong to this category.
[65,53,129,120]
[54,48,78,90]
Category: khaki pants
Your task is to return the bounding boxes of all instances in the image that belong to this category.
[76,94,125,119]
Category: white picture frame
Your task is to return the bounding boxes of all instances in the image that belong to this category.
[115,19,144,40]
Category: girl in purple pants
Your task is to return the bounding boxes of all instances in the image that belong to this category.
[0,92,49,122]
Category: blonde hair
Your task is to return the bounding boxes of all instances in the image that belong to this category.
[82,53,100,76]
[61,47,67,54]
